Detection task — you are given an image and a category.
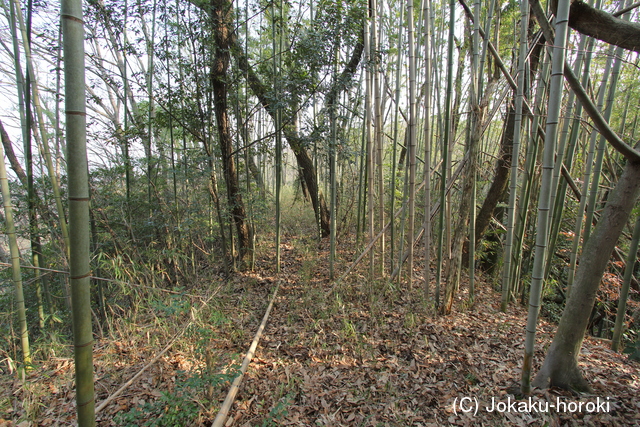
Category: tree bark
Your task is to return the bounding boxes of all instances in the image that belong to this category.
[532,155,640,392]
[475,104,514,243]
[210,0,250,259]
[550,0,640,53]
[0,120,27,184]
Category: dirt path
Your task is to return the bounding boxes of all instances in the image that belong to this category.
[222,239,640,426]
[2,235,638,426]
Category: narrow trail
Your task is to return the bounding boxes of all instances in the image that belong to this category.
[2,234,637,426]
[216,236,639,426]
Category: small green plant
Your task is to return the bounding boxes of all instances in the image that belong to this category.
[403,313,417,330]
[261,393,293,427]
[114,366,238,427]
[464,371,479,385]
[115,390,200,427]
[342,318,357,340]
[623,340,640,361]
[150,295,190,318]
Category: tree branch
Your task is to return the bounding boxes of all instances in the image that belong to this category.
[550,0,640,53]
[531,0,640,163]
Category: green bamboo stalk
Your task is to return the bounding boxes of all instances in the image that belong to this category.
[365,10,375,279]
[372,0,384,277]
[511,115,538,299]
[543,30,590,282]
[611,214,640,352]
[123,0,131,204]
[165,0,177,207]
[144,0,158,215]
[13,0,70,261]
[566,32,598,297]
[356,105,367,246]
[0,127,31,369]
[273,0,282,272]
[467,0,484,305]
[62,0,96,423]
[521,0,570,394]
[422,0,432,299]
[501,0,529,311]
[510,52,550,302]
[329,41,339,280]
[436,0,455,314]
[583,43,624,246]
[477,0,495,101]
[389,1,404,274]
[406,0,417,287]
[4,0,53,324]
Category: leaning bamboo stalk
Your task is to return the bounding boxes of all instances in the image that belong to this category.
[13,0,70,260]
[0,124,31,369]
[212,283,280,427]
[529,0,640,163]
[460,0,640,167]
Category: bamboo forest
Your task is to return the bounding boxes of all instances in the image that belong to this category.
[1,0,639,424]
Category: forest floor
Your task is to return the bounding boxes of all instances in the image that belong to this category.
[2,230,639,426]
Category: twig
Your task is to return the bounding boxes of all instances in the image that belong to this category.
[211,282,280,427]
[94,289,220,414]
[94,327,185,414]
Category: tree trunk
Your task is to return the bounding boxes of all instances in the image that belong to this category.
[550,0,640,53]
[210,0,250,259]
[229,32,363,238]
[284,123,331,237]
[473,104,514,247]
[532,155,640,392]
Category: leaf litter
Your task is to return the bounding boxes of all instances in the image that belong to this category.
[1,235,638,426]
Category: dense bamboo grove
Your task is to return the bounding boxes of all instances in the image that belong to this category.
[0,0,639,423]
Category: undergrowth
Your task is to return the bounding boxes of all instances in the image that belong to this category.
[114,366,239,427]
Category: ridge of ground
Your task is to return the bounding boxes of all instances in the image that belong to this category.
[1,234,638,426]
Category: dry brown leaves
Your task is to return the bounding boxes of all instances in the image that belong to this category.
[222,239,640,427]
[2,236,638,426]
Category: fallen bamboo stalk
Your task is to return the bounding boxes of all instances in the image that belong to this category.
[212,282,280,427]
